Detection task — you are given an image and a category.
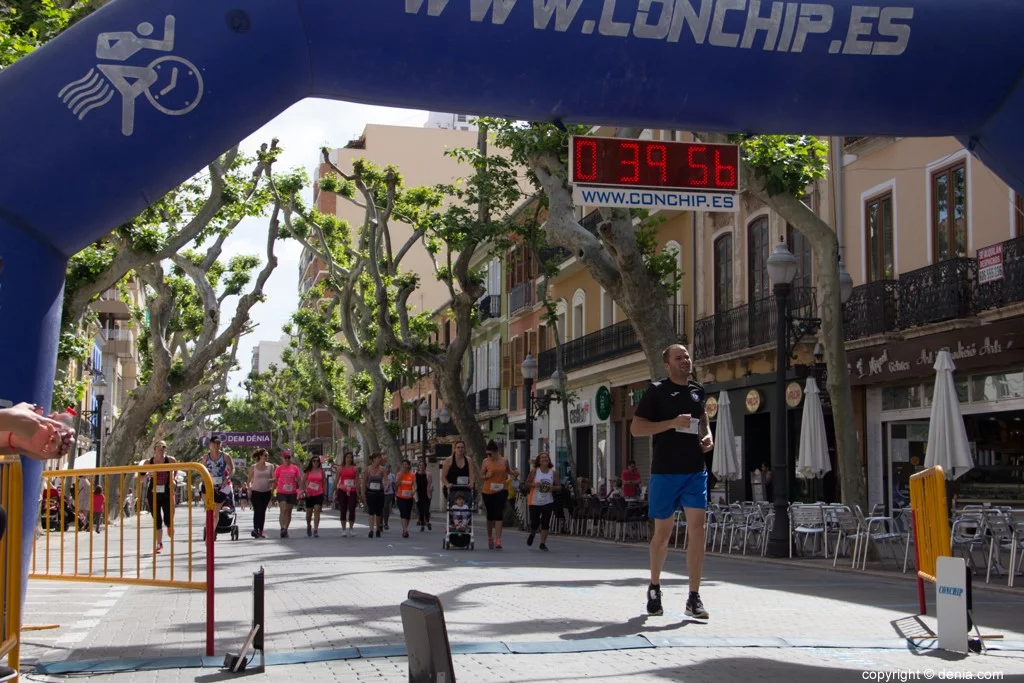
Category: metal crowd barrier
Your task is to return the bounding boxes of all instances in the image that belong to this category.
[30,463,217,655]
[0,457,24,675]
[909,465,951,615]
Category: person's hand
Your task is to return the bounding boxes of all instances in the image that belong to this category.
[0,403,73,460]
[670,414,692,431]
[700,435,713,453]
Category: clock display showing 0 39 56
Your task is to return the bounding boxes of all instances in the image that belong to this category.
[570,136,739,192]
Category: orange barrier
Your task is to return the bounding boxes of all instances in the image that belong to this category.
[909,465,951,614]
[30,463,217,655]
[0,457,23,675]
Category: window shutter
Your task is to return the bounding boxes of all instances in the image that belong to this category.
[538,324,547,354]
[501,343,512,388]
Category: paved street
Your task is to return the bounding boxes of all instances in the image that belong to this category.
[18,506,1024,682]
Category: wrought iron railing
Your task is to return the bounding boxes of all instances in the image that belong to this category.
[474,388,501,413]
[693,287,816,360]
[509,281,535,315]
[477,294,501,320]
[976,235,1024,311]
[537,305,687,378]
[580,210,602,234]
[842,280,899,340]
[897,258,977,329]
[539,245,571,266]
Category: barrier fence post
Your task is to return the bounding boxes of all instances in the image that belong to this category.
[206,507,215,657]
[912,509,926,615]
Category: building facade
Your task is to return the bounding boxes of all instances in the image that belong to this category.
[250,335,289,375]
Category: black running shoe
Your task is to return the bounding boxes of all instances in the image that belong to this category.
[0,665,16,682]
[646,584,663,616]
[375,529,381,538]
[539,543,548,551]
[527,533,535,546]
[685,592,709,619]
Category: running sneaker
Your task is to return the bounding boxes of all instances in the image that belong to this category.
[375,529,382,538]
[495,540,502,550]
[402,531,409,538]
[527,533,535,546]
[488,537,495,550]
[307,525,312,537]
[0,664,17,682]
[313,530,319,538]
[646,584,663,616]
[282,529,289,538]
[155,543,163,554]
[427,523,432,530]
[259,531,266,538]
[539,543,549,551]
[685,592,709,619]
[368,530,373,538]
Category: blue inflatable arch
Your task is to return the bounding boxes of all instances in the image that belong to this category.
[2,0,1023,577]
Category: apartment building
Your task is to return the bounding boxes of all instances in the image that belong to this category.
[839,136,1024,510]
[250,335,289,375]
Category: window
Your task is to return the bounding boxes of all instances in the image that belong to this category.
[787,225,812,290]
[931,161,968,262]
[747,217,770,302]
[572,289,586,339]
[713,234,733,312]
[600,288,614,328]
[865,192,895,281]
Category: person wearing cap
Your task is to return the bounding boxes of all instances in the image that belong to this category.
[273,450,302,538]
[143,441,177,554]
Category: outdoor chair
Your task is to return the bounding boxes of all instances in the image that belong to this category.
[951,512,988,574]
[832,507,866,568]
[853,504,902,570]
[789,503,829,559]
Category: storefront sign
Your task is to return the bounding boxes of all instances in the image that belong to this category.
[745,389,762,413]
[785,382,804,408]
[595,386,612,421]
[569,399,591,426]
[705,395,719,420]
[977,244,1004,284]
[847,317,1024,386]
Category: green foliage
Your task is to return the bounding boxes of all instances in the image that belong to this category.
[0,0,93,69]
[734,134,829,197]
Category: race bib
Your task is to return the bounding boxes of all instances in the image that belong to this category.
[489,482,504,493]
[156,485,166,494]
[538,483,550,493]
[212,476,223,485]
[281,483,295,493]
[308,482,321,493]
[368,482,382,491]
[456,476,469,485]
[399,489,414,499]
[343,479,355,488]
[675,422,699,435]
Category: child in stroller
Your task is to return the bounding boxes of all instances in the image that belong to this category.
[443,487,474,550]
[203,486,239,541]
[40,484,89,531]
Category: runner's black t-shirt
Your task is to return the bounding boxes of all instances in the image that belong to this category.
[633,378,706,475]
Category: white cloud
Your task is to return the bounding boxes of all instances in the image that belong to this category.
[220,99,428,396]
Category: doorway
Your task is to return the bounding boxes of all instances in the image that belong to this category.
[744,412,771,500]
[575,425,593,487]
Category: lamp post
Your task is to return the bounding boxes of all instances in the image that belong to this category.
[93,373,108,469]
[520,354,565,476]
[418,399,450,463]
[764,240,854,557]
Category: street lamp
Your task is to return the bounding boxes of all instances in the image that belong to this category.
[520,354,566,477]
[764,239,852,557]
[93,372,108,469]
[418,399,450,462]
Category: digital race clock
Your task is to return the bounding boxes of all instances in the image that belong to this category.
[569,136,739,192]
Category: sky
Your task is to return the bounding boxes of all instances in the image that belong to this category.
[217,99,429,397]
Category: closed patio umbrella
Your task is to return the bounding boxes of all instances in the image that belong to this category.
[924,348,973,480]
[710,392,741,501]
[796,377,832,480]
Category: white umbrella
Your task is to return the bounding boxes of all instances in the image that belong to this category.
[796,377,832,480]
[66,451,97,470]
[710,392,741,500]
[924,348,973,480]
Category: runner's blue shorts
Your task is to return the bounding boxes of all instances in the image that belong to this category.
[648,472,708,520]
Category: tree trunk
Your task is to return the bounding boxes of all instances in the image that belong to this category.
[364,362,403,467]
[435,370,487,463]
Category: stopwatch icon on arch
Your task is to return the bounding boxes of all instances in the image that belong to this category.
[144,55,203,116]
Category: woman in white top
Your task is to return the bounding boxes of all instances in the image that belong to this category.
[525,451,561,551]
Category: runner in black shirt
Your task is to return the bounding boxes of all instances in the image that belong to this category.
[631,344,714,619]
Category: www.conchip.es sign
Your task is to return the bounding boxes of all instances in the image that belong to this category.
[200,432,271,448]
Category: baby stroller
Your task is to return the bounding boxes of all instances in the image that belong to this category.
[443,486,474,550]
[202,487,239,541]
[40,486,89,532]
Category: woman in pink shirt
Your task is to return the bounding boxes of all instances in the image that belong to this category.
[334,452,359,537]
[300,455,326,537]
[273,451,302,538]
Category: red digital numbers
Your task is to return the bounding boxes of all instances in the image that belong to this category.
[570,136,739,192]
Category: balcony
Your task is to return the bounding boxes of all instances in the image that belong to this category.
[897,258,977,329]
[977,235,1024,312]
[693,288,816,360]
[538,305,687,378]
[843,280,899,341]
[92,288,131,317]
[477,294,500,320]
[509,281,535,316]
[101,326,136,359]
[474,388,501,413]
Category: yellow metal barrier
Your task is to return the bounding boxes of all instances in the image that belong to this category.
[31,463,217,655]
[910,465,951,614]
[0,457,24,676]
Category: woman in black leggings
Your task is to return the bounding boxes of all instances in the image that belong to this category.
[143,441,177,553]
[247,448,274,538]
